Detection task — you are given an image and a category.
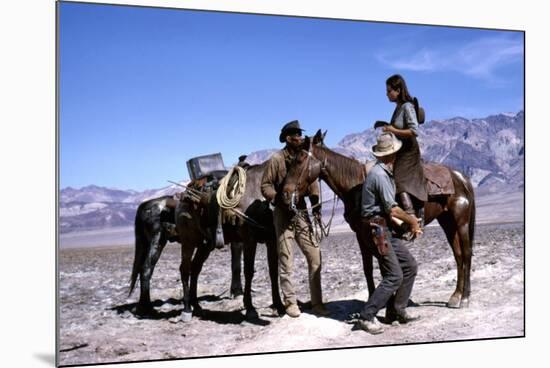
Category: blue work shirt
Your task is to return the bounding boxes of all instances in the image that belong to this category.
[361,160,398,218]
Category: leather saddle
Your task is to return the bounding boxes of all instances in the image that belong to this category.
[423,162,455,197]
[363,161,455,197]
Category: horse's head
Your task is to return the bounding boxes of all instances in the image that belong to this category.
[281,130,327,210]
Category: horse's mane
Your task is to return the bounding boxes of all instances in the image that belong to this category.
[315,145,366,190]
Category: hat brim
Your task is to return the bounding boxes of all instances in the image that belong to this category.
[371,139,403,157]
[279,128,305,143]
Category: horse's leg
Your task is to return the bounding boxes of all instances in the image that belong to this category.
[189,243,213,316]
[243,240,259,320]
[179,242,194,322]
[456,222,473,308]
[137,230,166,316]
[454,193,475,308]
[230,242,244,298]
[355,232,375,297]
[437,211,464,308]
[266,237,284,314]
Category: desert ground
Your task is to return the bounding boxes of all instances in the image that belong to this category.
[58,219,524,366]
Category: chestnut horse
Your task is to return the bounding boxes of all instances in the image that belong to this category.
[282,130,475,308]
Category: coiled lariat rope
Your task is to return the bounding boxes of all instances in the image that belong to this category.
[216,166,247,209]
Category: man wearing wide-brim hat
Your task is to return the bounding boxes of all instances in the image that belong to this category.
[278,120,305,143]
[358,132,422,334]
[261,120,329,318]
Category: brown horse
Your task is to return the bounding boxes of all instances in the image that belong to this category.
[282,130,475,308]
[176,161,284,321]
[129,195,244,317]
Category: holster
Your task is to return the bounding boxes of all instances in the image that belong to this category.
[361,215,389,256]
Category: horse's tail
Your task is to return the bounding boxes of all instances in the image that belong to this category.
[129,203,148,296]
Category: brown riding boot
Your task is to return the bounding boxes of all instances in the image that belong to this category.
[398,192,415,216]
[398,192,417,240]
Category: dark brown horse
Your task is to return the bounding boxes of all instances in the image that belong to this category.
[216,161,285,319]
[282,130,475,308]
[173,161,283,321]
[129,195,244,317]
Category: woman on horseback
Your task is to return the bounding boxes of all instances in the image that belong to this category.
[382,74,428,227]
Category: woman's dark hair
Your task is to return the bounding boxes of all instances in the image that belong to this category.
[386,74,413,103]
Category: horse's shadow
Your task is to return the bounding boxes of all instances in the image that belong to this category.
[113,297,436,328]
[111,295,271,326]
[111,297,183,319]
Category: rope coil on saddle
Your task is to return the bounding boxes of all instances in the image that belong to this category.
[216,166,247,209]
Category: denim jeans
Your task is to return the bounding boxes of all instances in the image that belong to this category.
[360,230,418,320]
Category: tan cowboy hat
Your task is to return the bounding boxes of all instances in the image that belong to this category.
[371,132,402,157]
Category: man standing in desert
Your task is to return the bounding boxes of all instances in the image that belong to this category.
[261,120,329,318]
[358,132,422,334]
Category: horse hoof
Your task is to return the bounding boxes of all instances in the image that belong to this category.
[460,298,470,308]
[447,298,461,309]
[245,309,259,320]
[180,311,193,322]
[230,288,244,298]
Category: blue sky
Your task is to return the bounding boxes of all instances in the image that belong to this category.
[59,2,524,191]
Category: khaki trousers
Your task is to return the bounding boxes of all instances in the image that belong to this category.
[273,207,322,307]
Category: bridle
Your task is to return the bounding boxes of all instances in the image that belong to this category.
[288,143,337,242]
[290,148,314,210]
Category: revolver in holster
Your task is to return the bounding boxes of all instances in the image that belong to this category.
[368,216,389,256]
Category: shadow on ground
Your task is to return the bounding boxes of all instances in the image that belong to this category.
[110,295,272,326]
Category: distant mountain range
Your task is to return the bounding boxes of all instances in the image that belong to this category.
[59,184,182,233]
[60,111,524,233]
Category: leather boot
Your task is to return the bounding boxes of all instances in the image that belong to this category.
[398,192,415,240]
[398,192,415,216]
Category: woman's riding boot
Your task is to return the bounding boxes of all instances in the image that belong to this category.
[398,192,415,240]
[398,192,415,216]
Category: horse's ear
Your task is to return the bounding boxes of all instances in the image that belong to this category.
[301,135,311,151]
[313,129,324,145]
[322,130,327,142]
